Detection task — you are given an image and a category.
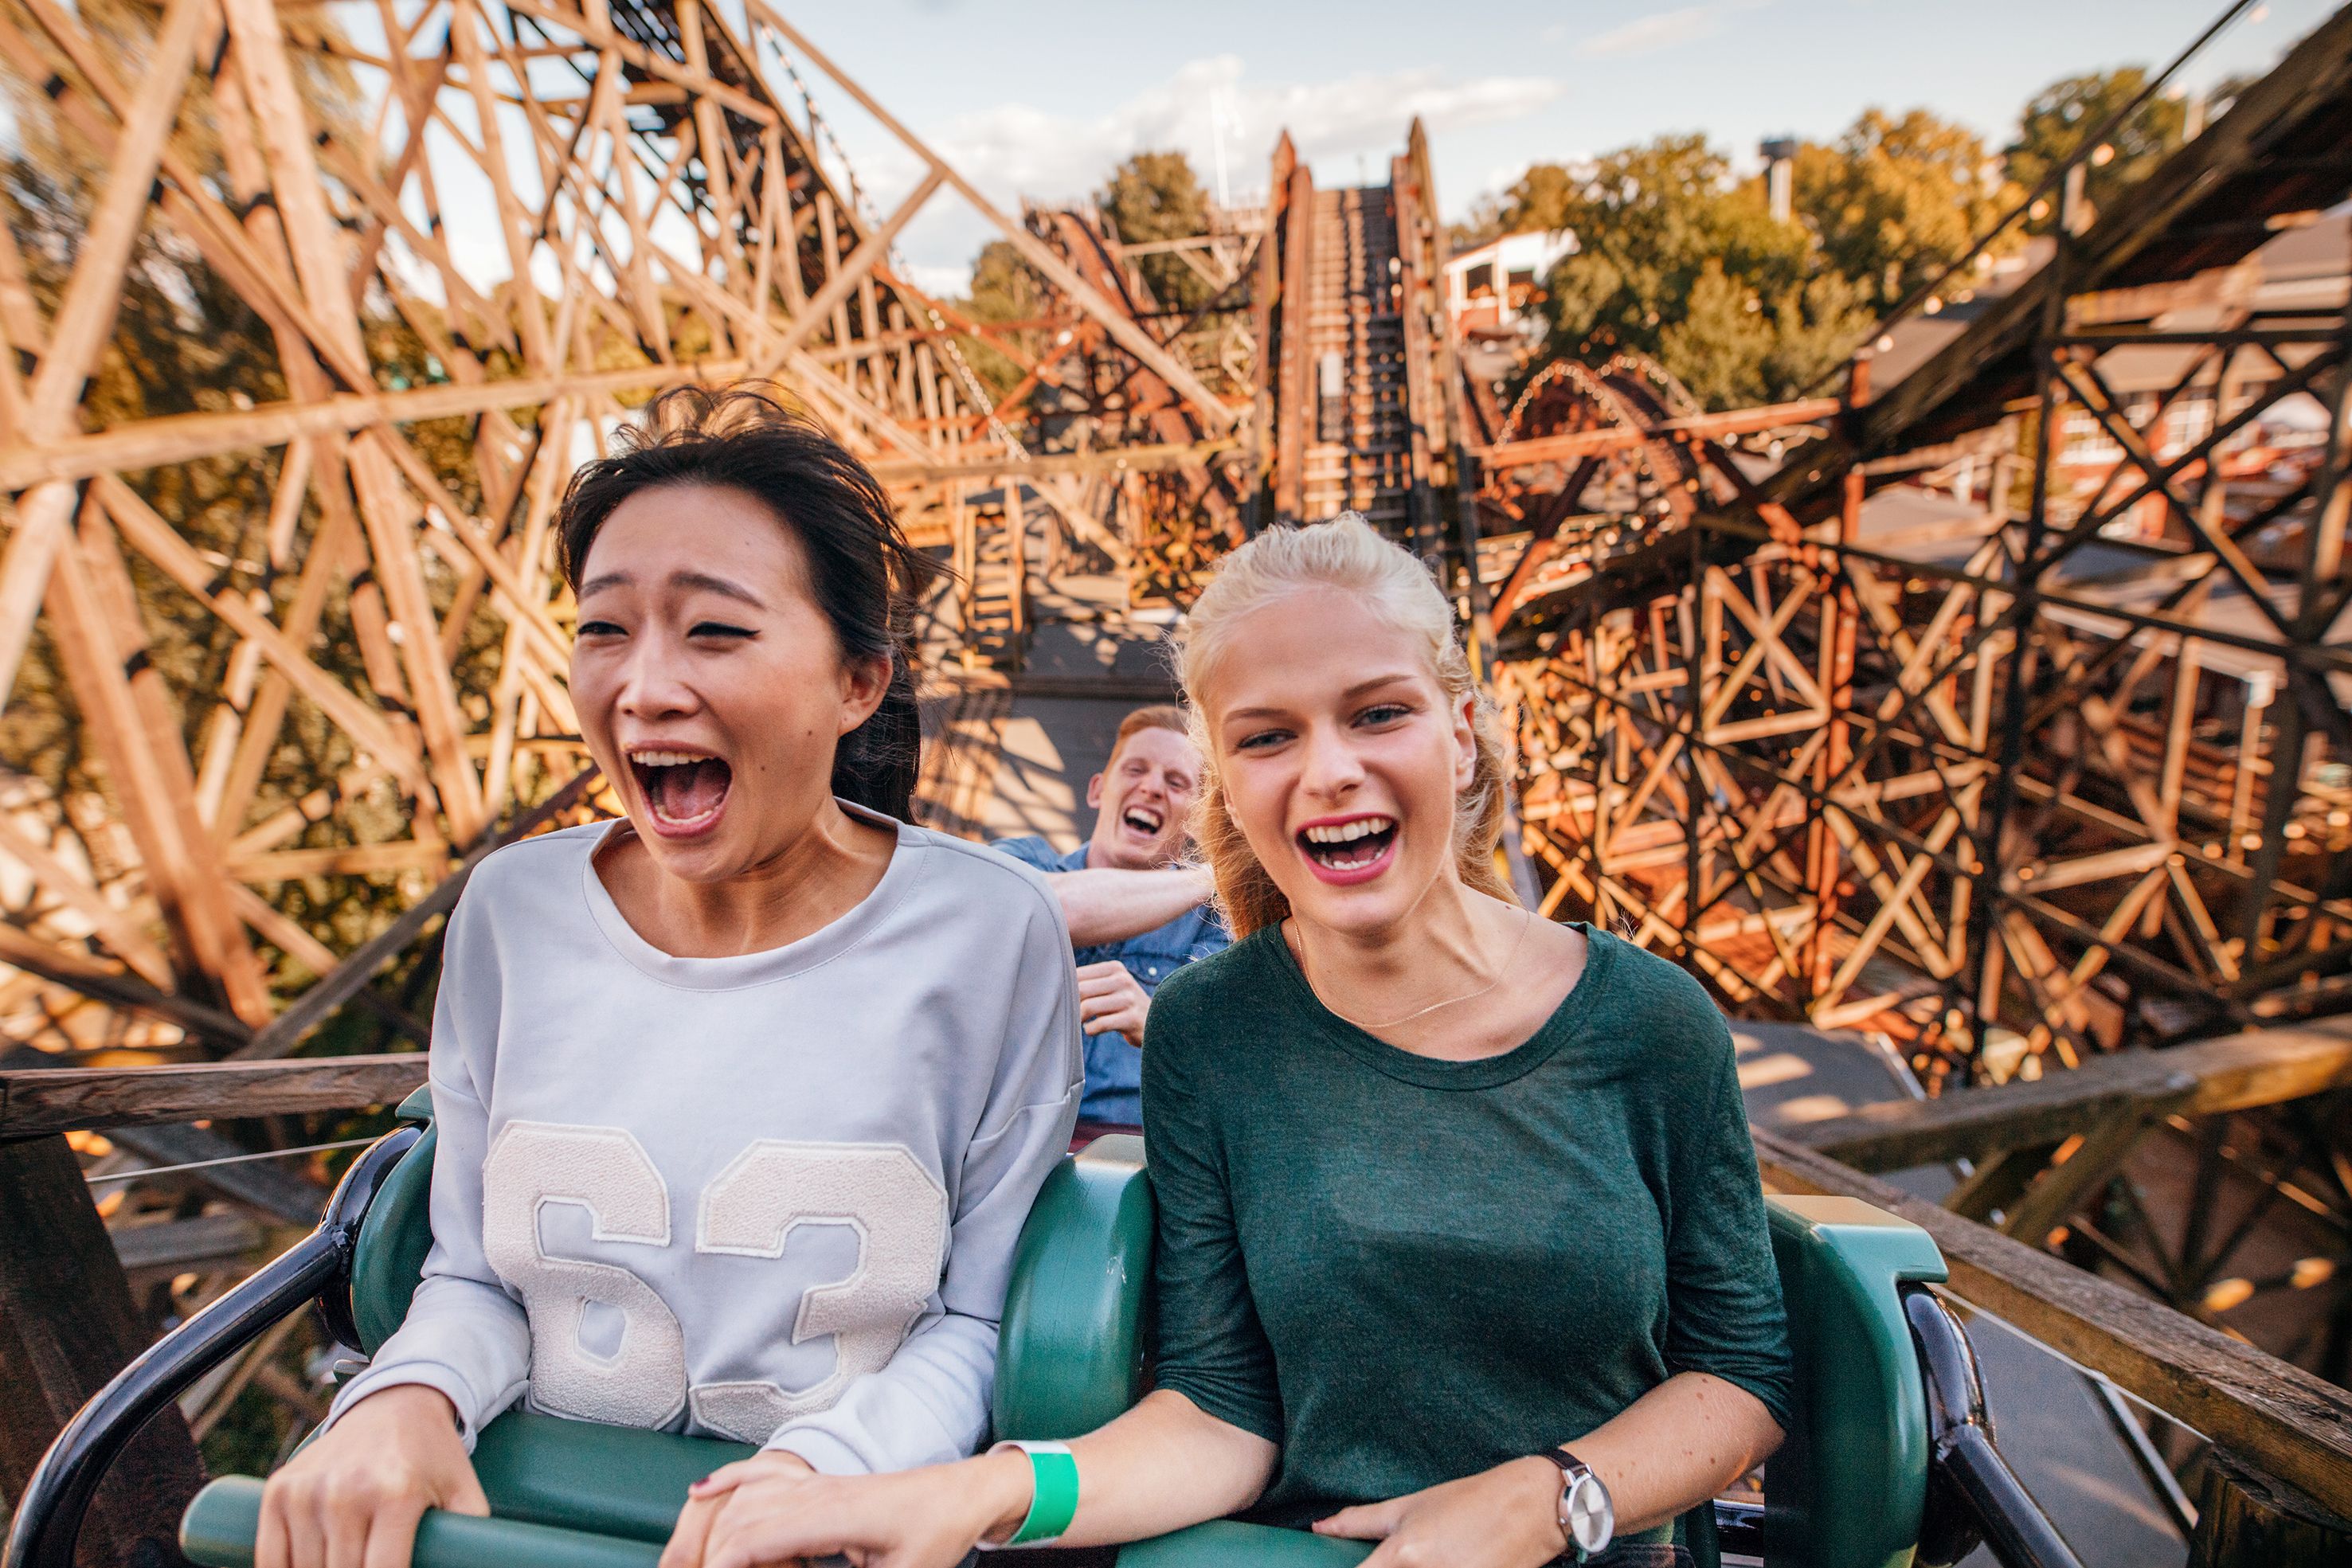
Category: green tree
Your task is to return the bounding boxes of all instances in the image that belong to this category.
[1485,162,1583,237]
[953,237,1048,401]
[1532,135,1826,405]
[1794,108,2019,309]
[1759,268,1879,401]
[1097,150,1212,313]
[2006,68,2187,230]
[1657,260,1775,409]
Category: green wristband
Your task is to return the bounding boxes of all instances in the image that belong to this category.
[990,1440,1078,1548]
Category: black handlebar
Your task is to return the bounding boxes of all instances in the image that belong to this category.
[2,1126,421,1568]
[1904,1285,2087,1568]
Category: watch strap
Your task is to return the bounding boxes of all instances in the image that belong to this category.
[1536,1447,1590,1481]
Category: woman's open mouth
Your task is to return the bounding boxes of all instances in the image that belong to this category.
[1296,814,1398,885]
[627,746,733,837]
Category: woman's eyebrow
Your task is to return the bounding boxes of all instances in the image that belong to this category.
[671,569,765,606]
[577,569,765,607]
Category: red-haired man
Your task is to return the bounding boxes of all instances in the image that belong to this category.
[994,706,1227,1128]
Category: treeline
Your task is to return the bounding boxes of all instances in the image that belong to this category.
[965,66,2232,413]
[1457,67,2228,408]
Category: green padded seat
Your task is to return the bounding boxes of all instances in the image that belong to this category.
[184,1109,1157,1568]
[184,1102,1944,1568]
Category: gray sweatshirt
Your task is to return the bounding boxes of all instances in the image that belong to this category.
[326,811,1082,1474]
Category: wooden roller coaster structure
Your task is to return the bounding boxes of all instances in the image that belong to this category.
[7,0,2352,1561]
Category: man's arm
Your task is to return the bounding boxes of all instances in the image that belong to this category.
[1043,865,1215,946]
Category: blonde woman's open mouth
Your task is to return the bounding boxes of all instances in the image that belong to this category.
[627,745,733,838]
[1295,813,1397,886]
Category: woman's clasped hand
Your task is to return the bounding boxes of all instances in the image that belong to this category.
[252,1386,489,1568]
[656,1448,1038,1568]
[1310,1458,1585,1568]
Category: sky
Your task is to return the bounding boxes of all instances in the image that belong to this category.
[4,1,2329,305]
[768,0,2339,295]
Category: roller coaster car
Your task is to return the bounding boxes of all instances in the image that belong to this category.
[6,1091,2073,1568]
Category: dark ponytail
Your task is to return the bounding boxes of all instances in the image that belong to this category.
[554,385,939,822]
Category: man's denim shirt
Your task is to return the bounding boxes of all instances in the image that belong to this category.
[991,837,1229,1125]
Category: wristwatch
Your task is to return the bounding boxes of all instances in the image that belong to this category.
[1536,1448,1614,1562]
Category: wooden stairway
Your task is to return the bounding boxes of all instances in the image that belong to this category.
[954,484,1028,671]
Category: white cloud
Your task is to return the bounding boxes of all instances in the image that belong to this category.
[898,55,1560,212]
[1579,2,1767,61]
[900,260,974,299]
[796,54,1560,292]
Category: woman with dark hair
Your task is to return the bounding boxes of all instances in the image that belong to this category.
[253,387,1082,1568]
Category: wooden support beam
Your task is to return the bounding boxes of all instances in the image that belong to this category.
[229,768,600,1060]
[0,1055,426,1139]
[753,166,945,373]
[1783,1024,2352,1171]
[0,0,211,721]
[0,358,750,493]
[107,1123,328,1226]
[2191,1449,2352,1566]
[866,438,1238,487]
[1996,1101,2157,1244]
[1472,397,1843,471]
[0,1134,205,1561]
[747,2,1239,433]
[94,477,431,796]
[112,1213,264,1277]
[0,923,252,1047]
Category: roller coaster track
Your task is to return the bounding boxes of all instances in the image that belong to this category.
[7,4,2352,1556]
[1478,10,2352,1065]
[1253,125,1460,559]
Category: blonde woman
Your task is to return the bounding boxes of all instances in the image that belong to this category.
[676,515,1789,1568]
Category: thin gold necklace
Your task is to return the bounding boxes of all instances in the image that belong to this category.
[1301,909,1536,1032]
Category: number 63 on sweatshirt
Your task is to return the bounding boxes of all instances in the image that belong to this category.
[324,808,1084,1476]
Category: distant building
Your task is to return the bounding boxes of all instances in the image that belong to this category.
[1445,229,1577,346]
[1865,216,2350,545]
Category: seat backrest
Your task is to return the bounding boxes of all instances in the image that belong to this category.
[348,1085,438,1353]
[994,1132,1156,1439]
[343,1100,1158,1441]
[1762,1195,1945,1568]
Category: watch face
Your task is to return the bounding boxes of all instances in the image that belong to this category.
[1566,1473,1614,1554]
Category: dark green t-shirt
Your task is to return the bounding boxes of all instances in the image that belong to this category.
[1141,922,1794,1527]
